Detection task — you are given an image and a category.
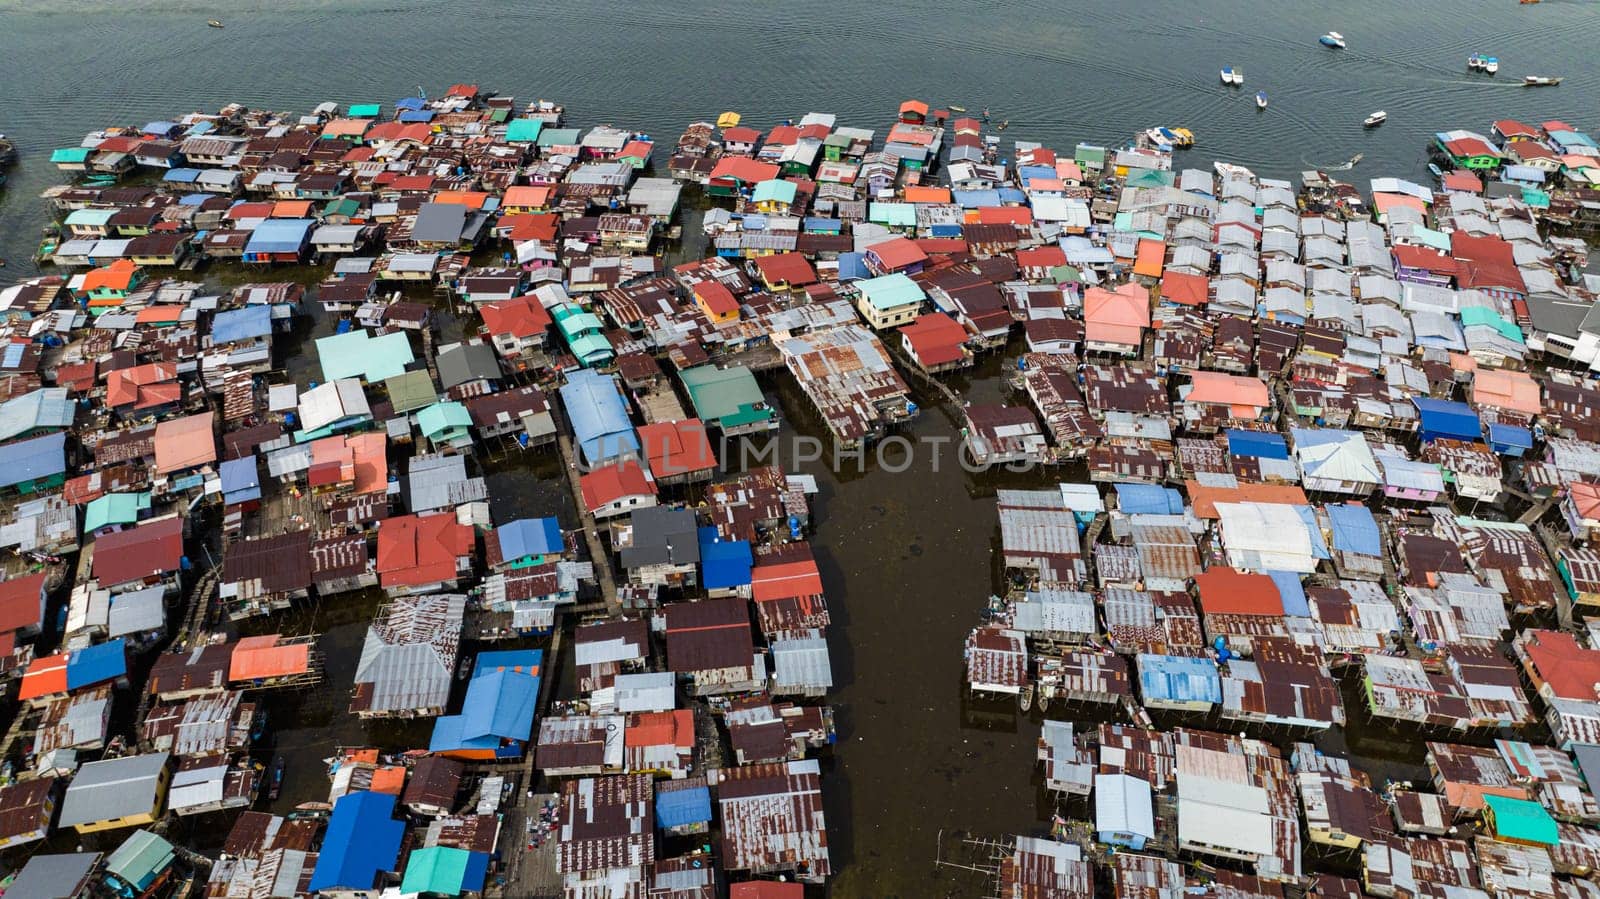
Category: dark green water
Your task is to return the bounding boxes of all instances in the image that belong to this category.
[1,2,1595,893]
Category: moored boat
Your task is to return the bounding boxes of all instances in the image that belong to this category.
[207,19,223,28]
[1468,54,1500,73]
[1220,66,1243,86]
[1428,162,1445,181]
[1363,110,1387,127]
[1320,31,1346,48]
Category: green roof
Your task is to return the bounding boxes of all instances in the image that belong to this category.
[868,202,916,228]
[567,333,614,367]
[1075,143,1107,166]
[385,370,439,413]
[417,401,472,439]
[536,127,581,148]
[323,197,361,218]
[1460,306,1525,343]
[1127,168,1175,188]
[1411,225,1452,253]
[506,118,545,143]
[553,305,604,336]
[1484,794,1558,845]
[85,492,151,533]
[349,103,381,118]
[680,364,773,428]
[857,272,926,311]
[105,829,175,888]
[316,330,415,382]
[752,179,797,205]
[51,147,91,163]
[400,846,473,895]
[65,208,117,226]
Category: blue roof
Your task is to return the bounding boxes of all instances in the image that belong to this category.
[398,109,435,123]
[179,194,211,206]
[1137,653,1221,704]
[835,252,869,282]
[655,784,712,829]
[698,526,753,589]
[219,457,261,503]
[472,648,542,678]
[211,304,273,344]
[66,638,127,690]
[1489,422,1534,450]
[1226,429,1289,460]
[395,97,426,110]
[1293,505,1332,560]
[0,432,66,488]
[163,168,201,184]
[309,792,404,892]
[996,187,1028,204]
[496,517,563,561]
[1114,483,1183,515]
[559,370,639,466]
[1266,570,1310,617]
[1326,504,1382,556]
[243,218,314,255]
[952,189,1001,208]
[1413,397,1483,442]
[431,651,542,754]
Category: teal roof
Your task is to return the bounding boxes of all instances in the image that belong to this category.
[567,333,614,367]
[399,846,488,896]
[857,272,926,311]
[105,830,175,890]
[349,103,381,118]
[1460,306,1525,343]
[316,330,415,382]
[65,208,117,227]
[1075,143,1107,166]
[85,492,151,532]
[51,147,92,163]
[536,127,581,148]
[1411,225,1452,253]
[868,201,917,227]
[1484,793,1558,845]
[417,401,472,438]
[752,179,797,205]
[505,118,545,143]
[680,364,773,428]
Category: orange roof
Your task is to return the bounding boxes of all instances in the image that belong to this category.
[752,559,824,601]
[1444,783,1530,813]
[505,212,560,243]
[1372,193,1426,216]
[1161,271,1208,306]
[153,411,217,475]
[502,185,552,209]
[376,513,475,587]
[1186,371,1269,409]
[637,419,717,478]
[1523,629,1600,702]
[134,305,185,325]
[709,157,780,185]
[1133,239,1166,278]
[580,460,655,511]
[480,296,552,340]
[433,190,490,210]
[271,200,313,218]
[1083,283,1151,328]
[345,432,388,494]
[81,259,140,294]
[1192,566,1283,616]
[625,709,694,750]
[969,206,1033,226]
[1185,481,1309,519]
[902,185,952,204]
[1473,369,1541,416]
[1055,160,1084,182]
[229,635,312,681]
[106,361,178,408]
[369,766,407,795]
[899,99,930,116]
[17,652,68,700]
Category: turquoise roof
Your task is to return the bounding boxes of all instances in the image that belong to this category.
[315,330,415,382]
[505,118,544,143]
[51,147,92,163]
[1460,306,1525,343]
[348,103,381,118]
[399,846,488,896]
[85,492,151,532]
[536,127,581,147]
[417,401,472,439]
[104,830,175,890]
[857,272,926,311]
[752,179,797,205]
[1484,793,1558,845]
[868,201,917,227]
[65,208,117,226]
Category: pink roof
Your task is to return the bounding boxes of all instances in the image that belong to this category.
[1083,283,1150,328]
[1570,482,1600,523]
[153,412,216,475]
[1472,369,1541,416]
[865,237,927,271]
[1186,371,1269,409]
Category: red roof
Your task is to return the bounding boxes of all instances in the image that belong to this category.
[753,253,818,288]
[751,559,824,602]
[1444,137,1500,160]
[900,313,969,366]
[971,206,1033,226]
[479,296,552,339]
[18,653,67,701]
[899,99,930,117]
[93,516,184,586]
[865,237,928,271]
[1392,244,1458,275]
[1451,232,1526,294]
[720,126,761,144]
[1016,246,1067,271]
[504,212,560,243]
[1443,171,1484,194]
[764,125,799,146]
[1160,271,1208,306]
[1493,119,1540,139]
[636,419,717,478]
[366,122,433,144]
[579,460,655,511]
[709,156,780,185]
[0,573,45,634]
[1192,566,1284,616]
[375,513,475,588]
[914,238,968,255]
[693,281,740,316]
[1523,630,1600,702]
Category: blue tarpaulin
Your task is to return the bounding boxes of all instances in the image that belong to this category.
[210,304,273,344]
[496,517,564,562]
[699,526,753,589]
[1266,570,1311,617]
[66,638,127,690]
[1414,397,1483,443]
[1292,505,1331,559]
[656,783,713,830]
[1114,483,1184,515]
[1326,504,1382,556]
[309,792,404,892]
[1226,429,1289,460]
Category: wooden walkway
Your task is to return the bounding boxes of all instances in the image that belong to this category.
[554,431,618,614]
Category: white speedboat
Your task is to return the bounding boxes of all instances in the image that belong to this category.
[1220,66,1243,86]
[1255,91,1268,109]
[1363,110,1387,128]
[1320,31,1346,48]
[1469,54,1500,74]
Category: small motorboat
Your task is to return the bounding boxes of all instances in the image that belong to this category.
[1428,162,1446,181]
[1255,91,1268,109]
[1320,31,1346,48]
[1523,75,1562,86]
[996,120,1009,131]
[207,19,224,28]
[267,756,285,800]
[948,105,967,113]
[1466,54,1500,74]
[1220,66,1243,86]
[1363,110,1387,127]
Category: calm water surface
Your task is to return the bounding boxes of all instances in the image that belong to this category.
[1,2,1595,894]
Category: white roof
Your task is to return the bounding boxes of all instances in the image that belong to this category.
[1177,773,1274,856]
[297,378,370,432]
[1094,773,1155,838]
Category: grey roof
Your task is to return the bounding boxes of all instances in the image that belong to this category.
[107,585,167,638]
[58,752,170,826]
[614,672,676,713]
[407,452,487,513]
[771,631,833,691]
[412,202,469,244]
[6,852,101,899]
[436,341,503,391]
[0,388,74,443]
[619,507,700,569]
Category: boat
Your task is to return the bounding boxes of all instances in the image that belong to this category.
[1467,54,1501,74]
[1523,75,1562,86]
[1363,110,1387,127]
[1255,91,1268,109]
[268,756,285,800]
[996,120,1009,131]
[1428,162,1445,181]
[1220,66,1243,86]
[207,19,223,28]
[1168,127,1195,147]
[1320,31,1346,48]
[948,105,967,113]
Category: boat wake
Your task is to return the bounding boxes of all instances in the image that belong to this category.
[1303,153,1364,171]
